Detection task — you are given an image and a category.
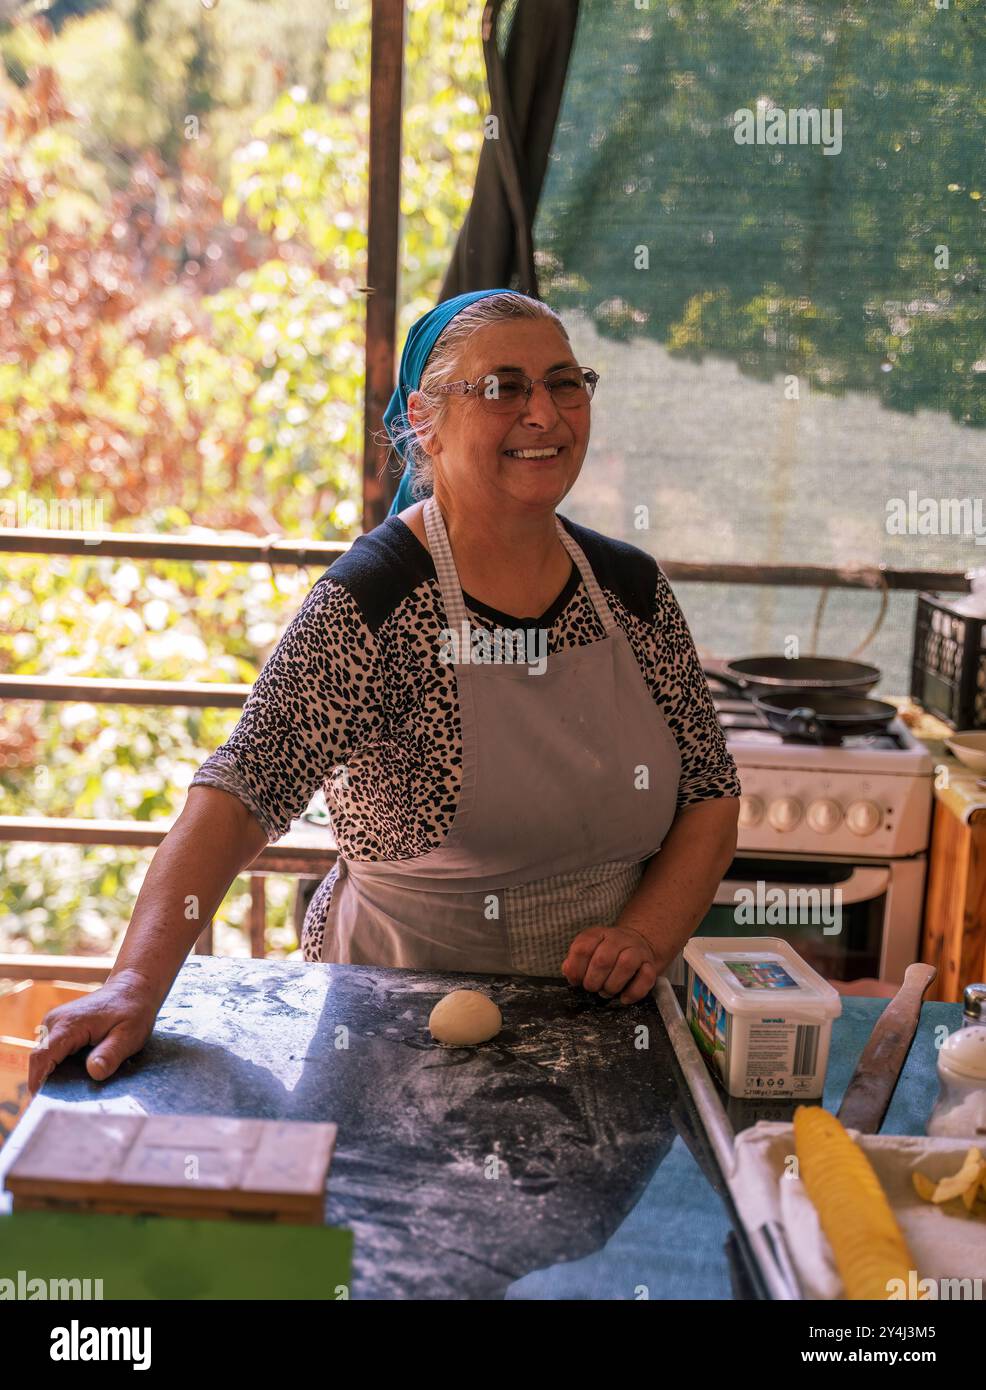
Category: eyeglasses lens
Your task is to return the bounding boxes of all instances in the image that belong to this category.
[480,371,594,410]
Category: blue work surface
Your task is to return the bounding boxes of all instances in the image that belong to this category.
[506,997,961,1300]
[1,958,960,1300]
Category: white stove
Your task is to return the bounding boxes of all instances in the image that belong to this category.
[719,701,935,859]
[687,688,938,987]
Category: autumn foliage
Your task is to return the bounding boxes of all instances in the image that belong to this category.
[1,54,281,521]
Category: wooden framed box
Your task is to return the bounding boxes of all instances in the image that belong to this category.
[4,1111,337,1226]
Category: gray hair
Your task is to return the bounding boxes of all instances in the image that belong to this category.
[382,292,571,501]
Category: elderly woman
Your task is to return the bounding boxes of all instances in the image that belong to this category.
[30,288,739,1092]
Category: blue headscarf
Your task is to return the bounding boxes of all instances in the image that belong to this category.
[384,287,525,516]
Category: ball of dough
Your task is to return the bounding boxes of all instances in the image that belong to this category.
[428,990,502,1046]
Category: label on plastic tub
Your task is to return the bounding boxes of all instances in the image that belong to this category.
[744,1017,821,1094]
[724,958,799,991]
[683,936,841,1099]
[687,973,730,1077]
[687,971,824,1096]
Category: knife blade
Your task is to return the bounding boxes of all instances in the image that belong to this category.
[836,961,937,1134]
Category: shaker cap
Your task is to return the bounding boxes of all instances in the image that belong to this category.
[939,1024,986,1080]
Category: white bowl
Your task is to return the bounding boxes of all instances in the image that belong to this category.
[945,730,986,773]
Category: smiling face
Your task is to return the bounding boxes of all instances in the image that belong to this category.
[408,318,592,515]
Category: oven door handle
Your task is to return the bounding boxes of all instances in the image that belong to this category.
[714,866,890,907]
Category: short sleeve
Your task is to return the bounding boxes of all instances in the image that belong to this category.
[639,565,742,811]
[189,577,382,843]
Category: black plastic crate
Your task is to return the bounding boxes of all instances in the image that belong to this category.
[910,592,986,729]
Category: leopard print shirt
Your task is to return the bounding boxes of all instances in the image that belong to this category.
[189,513,741,961]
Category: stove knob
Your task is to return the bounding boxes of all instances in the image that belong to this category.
[846,799,882,836]
[738,794,764,828]
[767,796,802,832]
[806,798,842,834]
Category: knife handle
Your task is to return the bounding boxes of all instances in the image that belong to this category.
[891,962,938,1018]
[858,962,937,1052]
[835,962,937,1133]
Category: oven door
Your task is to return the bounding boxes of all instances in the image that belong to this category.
[683,855,894,984]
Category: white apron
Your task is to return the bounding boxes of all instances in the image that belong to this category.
[318,495,683,976]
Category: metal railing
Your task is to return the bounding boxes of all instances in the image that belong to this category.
[0,531,350,970]
[0,525,979,591]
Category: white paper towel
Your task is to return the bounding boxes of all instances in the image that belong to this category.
[731,1121,986,1299]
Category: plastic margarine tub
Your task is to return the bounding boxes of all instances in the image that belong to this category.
[682,936,842,1100]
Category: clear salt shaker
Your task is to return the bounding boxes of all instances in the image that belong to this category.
[927,1025,986,1138]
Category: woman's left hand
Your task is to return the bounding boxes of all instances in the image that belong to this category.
[561,925,661,1006]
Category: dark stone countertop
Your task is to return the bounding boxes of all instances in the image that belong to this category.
[1,956,961,1300]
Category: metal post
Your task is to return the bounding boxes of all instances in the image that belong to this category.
[362,0,405,532]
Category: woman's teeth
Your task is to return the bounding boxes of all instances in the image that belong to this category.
[504,447,561,458]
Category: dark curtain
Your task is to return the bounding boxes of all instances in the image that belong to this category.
[439,0,581,301]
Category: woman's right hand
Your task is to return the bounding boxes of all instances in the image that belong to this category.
[27,968,161,1096]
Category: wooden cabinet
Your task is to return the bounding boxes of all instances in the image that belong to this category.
[922,799,986,1002]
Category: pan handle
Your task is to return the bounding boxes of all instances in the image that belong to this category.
[782,704,820,739]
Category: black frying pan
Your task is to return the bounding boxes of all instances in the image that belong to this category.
[714,655,881,697]
[754,690,898,743]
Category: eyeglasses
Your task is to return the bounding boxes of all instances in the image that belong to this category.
[435,366,599,413]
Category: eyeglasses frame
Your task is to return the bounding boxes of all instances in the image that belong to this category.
[434,366,600,408]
